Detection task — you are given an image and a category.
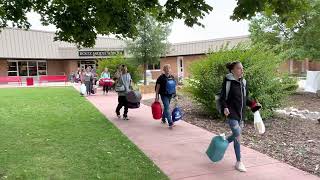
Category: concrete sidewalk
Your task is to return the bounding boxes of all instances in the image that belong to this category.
[83,89,319,180]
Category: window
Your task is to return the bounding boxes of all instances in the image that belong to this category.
[147,62,161,70]
[154,63,160,70]
[148,64,154,70]
[38,61,47,75]
[28,61,37,76]
[18,61,28,76]
[7,60,47,76]
[7,61,18,76]
[8,72,18,76]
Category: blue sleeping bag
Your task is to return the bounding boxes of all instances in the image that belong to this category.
[206,134,229,162]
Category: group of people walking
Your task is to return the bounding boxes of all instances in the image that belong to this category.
[75,64,133,120]
[154,62,261,172]
[73,66,112,96]
[73,61,260,173]
[74,66,97,96]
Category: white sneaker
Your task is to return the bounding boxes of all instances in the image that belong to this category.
[235,162,247,172]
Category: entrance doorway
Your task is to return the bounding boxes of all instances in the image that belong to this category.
[79,60,96,70]
[177,56,184,82]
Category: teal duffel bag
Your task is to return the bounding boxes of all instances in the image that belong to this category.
[206,134,229,162]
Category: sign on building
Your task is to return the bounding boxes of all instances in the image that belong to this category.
[78,50,124,57]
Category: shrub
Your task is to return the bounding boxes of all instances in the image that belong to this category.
[184,44,298,120]
[97,55,142,83]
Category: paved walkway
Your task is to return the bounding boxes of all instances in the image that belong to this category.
[80,87,319,180]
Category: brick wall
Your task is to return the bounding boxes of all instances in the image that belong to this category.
[150,70,162,80]
[157,54,205,79]
[181,55,206,77]
[309,61,320,71]
[63,60,78,76]
[160,56,178,77]
[279,60,320,74]
[0,59,8,76]
[279,61,290,73]
[47,60,78,76]
[47,60,65,75]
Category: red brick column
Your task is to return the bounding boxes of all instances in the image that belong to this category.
[0,59,8,76]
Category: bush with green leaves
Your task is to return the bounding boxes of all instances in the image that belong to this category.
[184,44,298,120]
[97,55,142,83]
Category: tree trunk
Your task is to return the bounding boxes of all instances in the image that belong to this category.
[144,63,147,85]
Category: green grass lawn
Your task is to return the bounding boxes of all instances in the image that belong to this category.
[0,87,168,180]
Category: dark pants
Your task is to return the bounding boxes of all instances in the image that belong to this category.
[103,85,109,93]
[116,96,128,117]
[160,94,173,126]
[227,119,241,162]
[84,81,92,95]
[93,78,97,85]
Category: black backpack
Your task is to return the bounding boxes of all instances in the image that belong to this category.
[215,79,246,114]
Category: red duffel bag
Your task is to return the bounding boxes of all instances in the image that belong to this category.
[99,78,114,87]
[151,101,162,120]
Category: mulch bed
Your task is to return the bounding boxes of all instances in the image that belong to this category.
[142,93,320,177]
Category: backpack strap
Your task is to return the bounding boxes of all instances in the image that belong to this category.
[225,81,231,100]
[225,79,246,100]
[242,79,247,97]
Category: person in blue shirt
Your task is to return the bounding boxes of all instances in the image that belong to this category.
[101,68,111,94]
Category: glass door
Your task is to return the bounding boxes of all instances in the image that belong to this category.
[80,64,85,70]
[80,60,96,70]
[28,61,38,76]
[177,56,184,79]
[18,61,28,76]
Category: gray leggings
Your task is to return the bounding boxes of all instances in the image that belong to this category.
[227,119,241,162]
[84,81,92,95]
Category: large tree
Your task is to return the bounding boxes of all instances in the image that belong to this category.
[0,0,312,47]
[127,15,170,85]
[232,0,311,26]
[249,0,320,60]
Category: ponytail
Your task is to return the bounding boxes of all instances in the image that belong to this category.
[226,61,241,72]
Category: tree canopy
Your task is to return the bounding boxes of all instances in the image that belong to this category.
[0,0,312,47]
[127,15,170,85]
[249,0,320,60]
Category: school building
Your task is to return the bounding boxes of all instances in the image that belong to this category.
[153,35,250,80]
[0,28,125,81]
[153,36,320,80]
[1,28,319,83]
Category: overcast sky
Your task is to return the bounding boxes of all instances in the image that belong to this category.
[26,0,249,43]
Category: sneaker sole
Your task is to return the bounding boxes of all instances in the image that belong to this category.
[235,167,247,172]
